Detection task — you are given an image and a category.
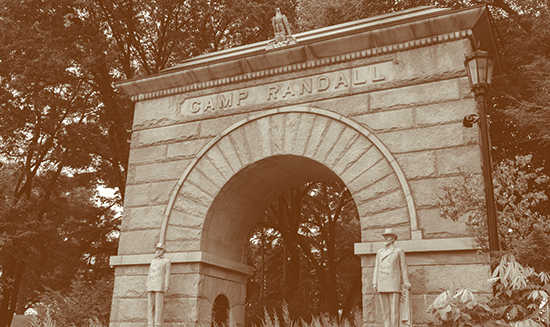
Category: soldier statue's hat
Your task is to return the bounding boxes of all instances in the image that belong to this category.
[381,228,398,240]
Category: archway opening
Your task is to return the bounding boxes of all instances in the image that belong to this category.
[212,294,230,327]
[245,180,362,325]
[202,155,342,262]
[202,155,361,325]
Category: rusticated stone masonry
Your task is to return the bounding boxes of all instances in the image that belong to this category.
[111,6,498,327]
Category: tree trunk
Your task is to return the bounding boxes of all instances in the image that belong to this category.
[1,256,14,327]
[340,275,362,323]
[0,256,25,327]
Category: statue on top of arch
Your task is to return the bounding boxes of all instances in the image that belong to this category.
[267,8,297,49]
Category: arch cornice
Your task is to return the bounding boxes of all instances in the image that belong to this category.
[121,30,472,102]
[159,107,420,245]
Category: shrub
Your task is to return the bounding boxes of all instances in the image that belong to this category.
[427,254,550,327]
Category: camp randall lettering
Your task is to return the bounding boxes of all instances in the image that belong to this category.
[180,61,395,115]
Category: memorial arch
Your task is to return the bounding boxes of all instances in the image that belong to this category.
[161,108,419,260]
[110,5,498,327]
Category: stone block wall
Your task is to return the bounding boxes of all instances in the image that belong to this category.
[110,262,247,327]
[110,34,492,327]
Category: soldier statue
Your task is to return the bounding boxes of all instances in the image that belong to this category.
[373,229,412,327]
[147,243,171,327]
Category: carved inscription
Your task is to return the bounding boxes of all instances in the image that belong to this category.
[188,91,249,114]
[180,61,395,115]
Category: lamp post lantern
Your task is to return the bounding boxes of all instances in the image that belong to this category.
[464,50,500,255]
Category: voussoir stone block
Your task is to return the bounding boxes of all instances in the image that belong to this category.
[204,148,235,181]
[282,112,302,153]
[340,146,384,186]
[304,116,330,157]
[269,114,286,155]
[254,118,275,158]
[293,113,317,155]
[348,159,394,195]
[172,197,209,220]
[229,128,254,166]
[168,208,204,229]
[312,121,346,163]
[245,122,269,163]
[332,136,372,176]
[323,126,360,169]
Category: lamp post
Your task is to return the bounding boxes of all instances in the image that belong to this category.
[464,50,500,255]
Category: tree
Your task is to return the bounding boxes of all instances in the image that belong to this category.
[91,0,297,77]
[0,0,126,320]
[34,276,114,327]
[439,155,550,271]
[246,182,361,324]
[0,0,297,322]
[490,6,550,175]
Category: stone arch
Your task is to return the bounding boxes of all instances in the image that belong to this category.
[160,107,418,261]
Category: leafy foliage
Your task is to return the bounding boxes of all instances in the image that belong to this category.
[427,286,492,327]
[428,254,550,327]
[247,182,361,324]
[258,302,362,327]
[439,155,550,271]
[1,0,297,319]
[33,276,114,327]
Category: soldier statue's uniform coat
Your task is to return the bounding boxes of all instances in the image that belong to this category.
[147,256,171,292]
[372,246,409,292]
